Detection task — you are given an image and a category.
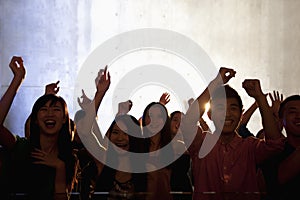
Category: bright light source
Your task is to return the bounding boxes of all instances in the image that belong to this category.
[205,102,210,111]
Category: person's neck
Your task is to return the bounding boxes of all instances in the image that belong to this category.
[150,133,161,151]
[219,131,235,144]
[40,133,59,153]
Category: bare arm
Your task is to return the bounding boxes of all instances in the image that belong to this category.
[0,56,26,149]
[75,67,110,170]
[199,117,211,132]
[0,56,25,124]
[182,67,236,144]
[242,79,281,140]
[183,68,236,127]
[94,66,110,113]
[240,101,258,126]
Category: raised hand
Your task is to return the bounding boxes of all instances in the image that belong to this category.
[96,66,111,94]
[242,79,265,99]
[268,90,283,117]
[0,56,26,125]
[77,89,92,111]
[117,100,133,116]
[45,81,60,95]
[9,56,26,81]
[213,67,236,86]
[159,92,170,106]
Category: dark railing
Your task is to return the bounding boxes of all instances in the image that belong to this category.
[5,191,268,200]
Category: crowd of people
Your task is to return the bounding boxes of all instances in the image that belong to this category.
[0,56,299,200]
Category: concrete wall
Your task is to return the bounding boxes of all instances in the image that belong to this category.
[1,0,299,136]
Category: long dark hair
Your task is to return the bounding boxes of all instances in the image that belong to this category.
[29,94,75,185]
[141,102,174,169]
[105,114,144,166]
[142,102,172,151]
[102,114,146,192]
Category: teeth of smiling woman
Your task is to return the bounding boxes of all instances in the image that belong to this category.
[45,120,56,127]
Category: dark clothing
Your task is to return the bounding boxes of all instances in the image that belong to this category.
[237,124,255,138]
[262,141,300,200]
[94,166,147,200]
[170,153,193,192]
[7,136,75,200]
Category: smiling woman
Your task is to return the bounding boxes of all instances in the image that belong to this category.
[28,94,76,199]
[92,114,147,199]
[0,57,76,199]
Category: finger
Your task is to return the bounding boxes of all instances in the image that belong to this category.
[81,89,87,98]
[32,161,45,165]
[77,97,82,105]
[32,148,44,153]
[104,65,108,75]
[269,93,274,102]
[107,71,111,81]
[276,91,280,100]
[273,91,278,100]
[55,87,60,93]
[55,80,60,85]
[280,93,283,101]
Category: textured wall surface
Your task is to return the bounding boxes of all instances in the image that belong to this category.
[1,0,300,136]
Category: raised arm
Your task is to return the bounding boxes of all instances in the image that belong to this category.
[0,56,25,124]
[182,67,236,149]
[94,66,110,113]
[184,67,236,127]
[240,101,258,126]
[76,67,110,151]
[0,56,26,149]
[237,101,258,138]
[242,79,281,140]
[77,66,110,126]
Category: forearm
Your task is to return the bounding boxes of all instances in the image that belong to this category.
[256,94,280,140]
[0,77,23,124]
[240,101,258,125]
[185,80,219,126]
[94,89,107,114]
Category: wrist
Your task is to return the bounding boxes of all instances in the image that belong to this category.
[96,89,106,95]
[208,80,221,93]
[254,93,267,104]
